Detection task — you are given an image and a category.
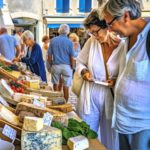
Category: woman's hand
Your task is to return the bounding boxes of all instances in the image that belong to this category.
[106,79,116,87]
[82,71,93,81]
[12,57,21,63]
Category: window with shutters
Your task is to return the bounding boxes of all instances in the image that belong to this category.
[79,0,91,13]
[56,0,70,13]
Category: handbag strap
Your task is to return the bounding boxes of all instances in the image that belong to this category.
[101,44,114,98]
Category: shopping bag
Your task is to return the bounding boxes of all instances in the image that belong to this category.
[72,72,83,97]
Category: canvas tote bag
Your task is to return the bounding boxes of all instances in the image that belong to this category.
[72,72,83,97]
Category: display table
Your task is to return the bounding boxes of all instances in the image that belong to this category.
[62,139,106,150]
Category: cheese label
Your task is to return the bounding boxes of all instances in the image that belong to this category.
[2,125,17,142]
[43,112,53,126]
[33,99,45,108]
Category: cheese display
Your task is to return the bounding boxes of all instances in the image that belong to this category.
[0,104,20,126]
[16,102,67,123]
[67,135,89,150]
[23,116,43,131]
[21,126,62,150]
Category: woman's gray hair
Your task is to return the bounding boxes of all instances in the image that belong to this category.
[103,0,141,19]
[21,30,34,41]
[58,24,70,35]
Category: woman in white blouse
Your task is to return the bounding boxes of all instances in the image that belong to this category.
[76,9,125,150]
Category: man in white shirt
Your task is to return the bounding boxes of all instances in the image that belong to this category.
[102,0,150,150]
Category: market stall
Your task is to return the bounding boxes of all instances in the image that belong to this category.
[0,58,106,150]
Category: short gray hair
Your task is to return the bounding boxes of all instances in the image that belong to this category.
[15,27,24,33]
[21,30,34,41]
[103,0,141,19]
[58,24,70,35]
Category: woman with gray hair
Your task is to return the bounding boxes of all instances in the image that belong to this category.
[20,30,47,82]
[75,9,125,150]
[102,0,150,150]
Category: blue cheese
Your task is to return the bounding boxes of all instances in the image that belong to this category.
[21,126,62,150]
[67,135,89,150]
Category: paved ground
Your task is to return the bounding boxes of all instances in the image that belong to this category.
[47,73,78,110]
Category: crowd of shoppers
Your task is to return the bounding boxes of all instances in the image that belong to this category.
[0,1,149,149]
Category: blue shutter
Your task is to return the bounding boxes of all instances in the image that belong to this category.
[79,0,91,13]
[85,0,91,12]
[56,0,69,13]
[0,0,3,8]
[63,0,69,13]
[56,0,63,13]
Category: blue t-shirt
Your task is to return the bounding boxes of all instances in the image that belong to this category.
[0,33,18,60]
[48,34,74,65]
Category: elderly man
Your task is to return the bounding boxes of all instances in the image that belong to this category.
[0,27,21,61]
[102,0,150,150]
[47,24,74,101]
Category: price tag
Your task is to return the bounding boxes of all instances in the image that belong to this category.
[33,99,45,108]
[2,125,17,142]
[43,112,53,126]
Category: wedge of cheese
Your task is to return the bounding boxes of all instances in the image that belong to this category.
[25,80,40,90]
[16,102,67,124]
[9,71,21,78]
[67,135,89,150]
[23,116,43,131]
[0,79,14,98]
[0,104,20,126]
[48,103,72,113]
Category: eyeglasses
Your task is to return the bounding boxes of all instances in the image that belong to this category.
[89,28,102,36]
[107,16,121,27]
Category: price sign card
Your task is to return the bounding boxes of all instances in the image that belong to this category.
[43,112,53,126]
[2,125,17,142]
[33,99,45,108]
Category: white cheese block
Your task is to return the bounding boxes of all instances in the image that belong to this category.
[21,126,62,150]
[67,135,89,150]
[0,79,14,98]
[0,104,20,126]
[23,116,43,131]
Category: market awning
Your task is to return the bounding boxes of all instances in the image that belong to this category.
[47,23,83,28]
[45,17,85,28]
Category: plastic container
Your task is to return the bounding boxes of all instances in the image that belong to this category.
[0,139,15,150]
